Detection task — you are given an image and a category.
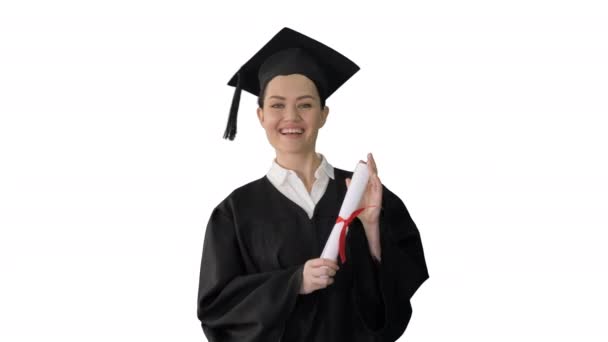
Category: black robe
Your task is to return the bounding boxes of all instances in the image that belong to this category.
[197,168,429,342]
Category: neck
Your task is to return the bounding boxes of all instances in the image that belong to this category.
[275,151,321,193]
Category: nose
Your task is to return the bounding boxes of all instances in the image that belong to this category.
[284,103,302,121]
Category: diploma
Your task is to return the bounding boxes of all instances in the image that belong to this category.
[320,161,370,263]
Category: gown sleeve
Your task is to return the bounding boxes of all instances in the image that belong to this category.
[347,185,429,340]
[197,199,304,342]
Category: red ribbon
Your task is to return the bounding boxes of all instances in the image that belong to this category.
[337,207,366,264]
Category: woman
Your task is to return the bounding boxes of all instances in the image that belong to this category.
[197,27,428,342]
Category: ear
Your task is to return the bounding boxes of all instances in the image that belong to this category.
[319,105,330,128]
[256,107,264,126]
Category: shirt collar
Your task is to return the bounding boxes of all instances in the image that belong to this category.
[315,153,335,180]
[267,153,335,186]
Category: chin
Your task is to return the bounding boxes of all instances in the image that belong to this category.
[267,134,316,155]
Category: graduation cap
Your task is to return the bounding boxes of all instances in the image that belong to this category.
[223,27,360,140]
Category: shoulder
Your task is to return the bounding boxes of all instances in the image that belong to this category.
[231,176,270,198]
[213,176,270,216]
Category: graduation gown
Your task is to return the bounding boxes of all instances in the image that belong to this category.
[197,168,429,342]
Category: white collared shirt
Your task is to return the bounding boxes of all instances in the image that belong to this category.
[266,153,335,219]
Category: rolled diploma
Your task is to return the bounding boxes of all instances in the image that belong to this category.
[320,161,370,262]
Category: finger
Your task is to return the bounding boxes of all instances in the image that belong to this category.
[312,276,334,287]
[312,267,336,277]
[312,267,327,277]
[310,258,340,270]
[312,266,336,277]
[370,173,381,188]
[367,159,375,178]
[316,273,334,281]
[368,153,378,175]
[345,178,351,188]
[319,259,340,270]
[309,258,326,267]
[367,173,378,190]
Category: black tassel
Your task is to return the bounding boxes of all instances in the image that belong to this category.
[223,73,241,140]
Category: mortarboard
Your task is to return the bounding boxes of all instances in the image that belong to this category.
[223,27,360,140]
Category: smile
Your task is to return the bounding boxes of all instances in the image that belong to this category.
[279,128,304,135]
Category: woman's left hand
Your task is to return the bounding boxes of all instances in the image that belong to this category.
[346,153,383,261]
[345,153,383,227]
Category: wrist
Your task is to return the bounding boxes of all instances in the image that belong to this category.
[361,220,379,230]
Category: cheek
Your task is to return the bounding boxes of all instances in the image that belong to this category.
[304,112,324,128]
[262,115,280,131]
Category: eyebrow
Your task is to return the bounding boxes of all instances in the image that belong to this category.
[268,95,316,101]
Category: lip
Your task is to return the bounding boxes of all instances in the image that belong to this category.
[278,126,305,130]
[278,127,305,134]
[278,128,305,139]
[281,133,303,139]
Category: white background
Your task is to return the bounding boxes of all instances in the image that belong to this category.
[1,0,607,341]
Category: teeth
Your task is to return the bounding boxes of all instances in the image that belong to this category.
[280,128,304,134]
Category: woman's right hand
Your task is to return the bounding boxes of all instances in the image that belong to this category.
[299,258,340,295]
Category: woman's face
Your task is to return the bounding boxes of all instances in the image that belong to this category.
[257,74,329,156]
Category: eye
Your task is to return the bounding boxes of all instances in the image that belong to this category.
[298,103,313,109]
[270,103,284,109]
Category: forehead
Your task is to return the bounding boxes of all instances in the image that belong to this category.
[264,74,320,98]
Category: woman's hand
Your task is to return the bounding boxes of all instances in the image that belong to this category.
[346,153,383,261]
[345,153,383,227]
[299,258,340,295]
